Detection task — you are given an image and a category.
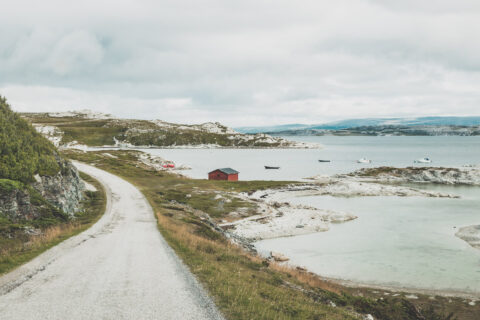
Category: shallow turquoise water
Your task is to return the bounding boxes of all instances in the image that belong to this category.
[255,185,480,294]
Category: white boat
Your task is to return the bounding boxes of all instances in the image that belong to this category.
[414,157,432,163]
[357,158,372,164]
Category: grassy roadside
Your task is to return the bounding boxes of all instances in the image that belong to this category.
[63,149,474,320]
[0,172,106,275]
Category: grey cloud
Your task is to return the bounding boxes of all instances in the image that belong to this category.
[1,0,480,126]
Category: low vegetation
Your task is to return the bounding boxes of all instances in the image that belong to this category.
[0,97,60,183]
[352,166,461,177]
[0,172,106,275]
[63,149,474,320]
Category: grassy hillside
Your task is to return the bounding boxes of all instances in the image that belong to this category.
[21,112,309,148]
[0,97,60,183]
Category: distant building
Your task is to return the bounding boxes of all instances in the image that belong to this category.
[208,168,239,181]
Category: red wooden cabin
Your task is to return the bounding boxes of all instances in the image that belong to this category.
[208,168,239,181]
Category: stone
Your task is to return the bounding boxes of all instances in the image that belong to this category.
[271,251,289,262]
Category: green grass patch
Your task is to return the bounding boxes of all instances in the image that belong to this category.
[0,179,24,192]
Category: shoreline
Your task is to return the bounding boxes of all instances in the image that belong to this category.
[63,144,323,150]
[223,181,460,242]
[285,264,480,300]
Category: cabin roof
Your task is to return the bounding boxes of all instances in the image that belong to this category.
[209,168,239,175]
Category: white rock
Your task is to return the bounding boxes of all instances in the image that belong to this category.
[271,251,289,262]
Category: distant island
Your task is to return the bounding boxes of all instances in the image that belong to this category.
[235,116,480,136]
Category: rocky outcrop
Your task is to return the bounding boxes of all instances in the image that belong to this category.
[0,157,85,222]
[31,156,85,215]
[456,225,480,249]
[0,187,42,221]
[350,166,480,185]
[252,181,458,199]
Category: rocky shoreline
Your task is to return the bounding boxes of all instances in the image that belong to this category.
[220,199,357,241]
[261,180,459,199]
[455,225,480,249]
[346,166,480,185]
[221,173,461,242]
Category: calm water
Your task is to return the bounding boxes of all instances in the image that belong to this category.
[256,185,480,294]
[139,136,480,294]
[140,136,480,180]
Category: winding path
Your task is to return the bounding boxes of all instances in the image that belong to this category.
[0,162,224,320]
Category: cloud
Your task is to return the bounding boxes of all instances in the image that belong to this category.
[1,0,480,126]
[46,30,104,76]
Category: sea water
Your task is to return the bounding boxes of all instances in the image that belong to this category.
[140,136,480,180]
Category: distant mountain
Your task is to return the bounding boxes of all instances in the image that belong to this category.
[234,124,313,134]
[235,116,480,134]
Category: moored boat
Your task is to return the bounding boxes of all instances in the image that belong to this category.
[318,160,331,162]
[414,157,432,163]
[357,158,371,164]
[265,166,280,169]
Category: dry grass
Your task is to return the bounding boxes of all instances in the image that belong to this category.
[0,172,106,275]
[1,222,79,257]
[155,211,355,320]
[268,262,343,295]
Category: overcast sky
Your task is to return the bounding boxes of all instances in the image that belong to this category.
[1,0,480,126]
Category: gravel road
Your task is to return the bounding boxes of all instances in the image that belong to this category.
[0,162,224,320]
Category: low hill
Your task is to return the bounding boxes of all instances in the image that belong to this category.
[21,111,317,148]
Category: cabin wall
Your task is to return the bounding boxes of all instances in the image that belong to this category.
[208,171,228,180]
[208,171,238,181]
[227,174,238,181]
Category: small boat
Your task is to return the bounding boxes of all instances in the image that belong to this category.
[414,157,432,164]
[357,158,371,164]
[265,166,280,169]
[318,160,331,163]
